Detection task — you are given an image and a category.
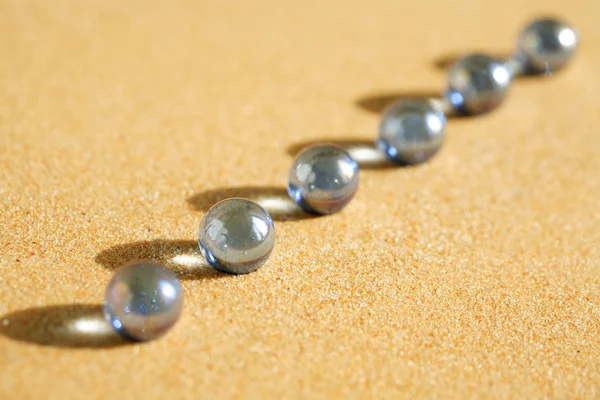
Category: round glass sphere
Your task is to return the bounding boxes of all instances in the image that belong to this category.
[377,99,446,165]
[198,198,275,274]
[445,53,512,115]
[103,262,183,341]
[288,144,359,215]
[516,17,579,74]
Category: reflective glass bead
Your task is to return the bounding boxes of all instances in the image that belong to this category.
[446,54,512,115]
[288,144,359,215]
[103,262,183,341]
[198,198,275,274]
[378,99,446,165]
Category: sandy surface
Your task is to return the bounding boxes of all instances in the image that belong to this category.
[1,0,599,398]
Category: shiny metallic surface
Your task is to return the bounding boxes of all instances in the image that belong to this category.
[198,198,275,274]
[445,54,512,115]
[288,144,359,215]
[377,99,446,165]
[515,17,579,74]
[103,262,183,341]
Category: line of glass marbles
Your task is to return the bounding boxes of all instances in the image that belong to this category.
[102,17,579,342]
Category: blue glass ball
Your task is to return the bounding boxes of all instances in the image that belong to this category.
[103,262,183,341]
[288,144,359,215]
[516,17,579,74]
[445,53,512,115]
[198,198,275,274]
[377,99,446,165]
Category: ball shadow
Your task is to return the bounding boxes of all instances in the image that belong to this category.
[433,51,546,79]
[355,88,507,119]
[433,51,512,70]
[95,239,230,280]
[286,138,397,170]
[355,91,471,120]
[187,186,315,221]
[0,304,129,348]
[355,90,442,114]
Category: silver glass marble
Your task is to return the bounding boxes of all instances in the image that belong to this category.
[198,198,275,274]
[103,262,183,341]
[377,99,446,165]
[515,17,579,75]
[445,54,512,115]
[288,144,359,215]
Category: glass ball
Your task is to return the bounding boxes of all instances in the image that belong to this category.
[103,262,183,341]
[445,53,512,115]
[198,198,275,274]
[516,17,579,74]
[377,99,446,165]
[288,144,359,215]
